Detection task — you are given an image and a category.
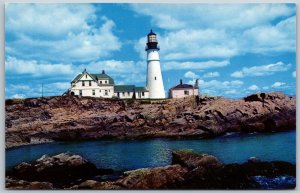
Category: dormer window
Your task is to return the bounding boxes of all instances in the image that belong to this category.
[82,81,85,86]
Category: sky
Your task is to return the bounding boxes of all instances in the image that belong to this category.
[5,3,296,99]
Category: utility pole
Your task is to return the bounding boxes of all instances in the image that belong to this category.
[192,74,195,109]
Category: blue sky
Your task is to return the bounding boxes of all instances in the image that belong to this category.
[5,3,296,99]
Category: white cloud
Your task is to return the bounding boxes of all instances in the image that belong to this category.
[11,94,26,99]
[131,4,294,30]
[225,89,237,95]
[7,82,71,98]
[201,79,244,89]
[222,80,244,87]
[187,80,199,85]
[230,71,243,78]
[84,60,146,76]
[6,4,95,38]
[271,82,286,88]
[163,60,229,71]
[6,4,121,63]
[230,61,291,78]
[292,71,296,78]
[203,72,220,78]
[241,16,296,53]
[133,4,295,61]
[195,79,243,97]
[45,82,70,90]
[184,71,199,79]
[248,85,259,91]
[136,29,238,61]
[5,56,147,85]
[79,60,147,85]
[5,56,75,76]
[9,84,31,91]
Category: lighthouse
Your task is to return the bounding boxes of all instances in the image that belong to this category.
[145,29,165,99]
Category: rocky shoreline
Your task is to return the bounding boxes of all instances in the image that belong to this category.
[6,151,296,189]
[5,92,296,149]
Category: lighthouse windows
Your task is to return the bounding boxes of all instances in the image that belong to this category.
[148,35,156,42]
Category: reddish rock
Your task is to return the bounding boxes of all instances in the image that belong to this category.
[117,165,188,189]
[5,92,296,148]
[6,177,53,189]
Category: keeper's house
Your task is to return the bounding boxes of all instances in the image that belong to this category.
[69,69,149,99]
[169,79,199,99]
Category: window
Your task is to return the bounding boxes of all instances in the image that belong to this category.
[122,92,125,96]
[184,90,189,95]
[105,80,107,84]
[142,92,145,96]
[100,81,102,84]
[105,90,108,96]
[154,76,157,80]
[79,90,82,96]
[82,81,85,86]
[85,75,87,78]
[89,81,91,86]
[99,90,101,92]
[127,92,130,95]
[92,90,95,95]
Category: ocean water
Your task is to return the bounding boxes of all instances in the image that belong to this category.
[6,130,296,171]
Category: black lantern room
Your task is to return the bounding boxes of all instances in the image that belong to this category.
[146,29,159,51]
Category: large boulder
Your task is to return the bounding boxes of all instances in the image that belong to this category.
[171,150,296,189]
[116,165,188,189]
[7,153,101,185]
[6,176,53,189]
[172,150,222,170]
[74,180,122,189]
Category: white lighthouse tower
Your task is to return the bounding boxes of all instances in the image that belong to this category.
[145,29,165,99]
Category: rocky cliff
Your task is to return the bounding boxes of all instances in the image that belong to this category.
[5,92,296,148]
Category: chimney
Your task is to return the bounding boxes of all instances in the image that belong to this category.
[102,70,105,74]
[194,79,199,89]
[180,79,183,85]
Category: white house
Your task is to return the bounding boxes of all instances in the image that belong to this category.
[169,79,199,99]
[69,69,149,99]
